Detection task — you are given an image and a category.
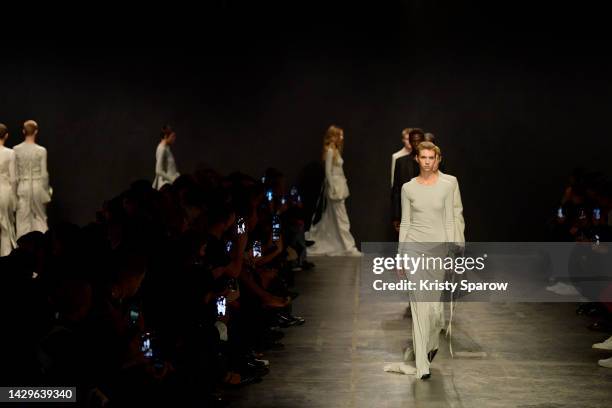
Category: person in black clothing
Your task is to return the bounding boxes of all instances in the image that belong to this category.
[391,128,425,232]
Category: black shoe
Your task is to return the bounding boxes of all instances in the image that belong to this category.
[305,240,315,247]
[293,315,306,325]
[421,373,431,380]
[277,313,306,328]
[427,349,438,363]
[246,350,268,364]
[302,260,315,270]
[288,290,300,300]
[277,313,297,328]
[242,352,269,369]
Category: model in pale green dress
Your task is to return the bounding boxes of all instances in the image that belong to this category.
[387,172,464,378]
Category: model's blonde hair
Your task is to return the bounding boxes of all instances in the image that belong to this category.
[416,141,441,157]
[23,120,39,136]
[322,125,344,162]
[401,128,412,139]
[0,123,8,139]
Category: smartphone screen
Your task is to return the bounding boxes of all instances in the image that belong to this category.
[290,186,298,197]
[216,296,226,317]
[266,190,273,202]
[141,332,154,358]
[594,208,601,220]
[252,240,262,258]
[272,215,281,241]
[236,216,246,234]
[557,207,564,218]
[225,240,233,254]
[129,309,139,324]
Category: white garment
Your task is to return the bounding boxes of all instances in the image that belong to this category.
[390,148,410,186]
[398,173,464,378]
[14,142,50,239]
[306,148,359,256]
[152,143,179,190]
[439,171,465,245]
[0,146,17,256]
[599,357,612,368]
[593,335,612,351]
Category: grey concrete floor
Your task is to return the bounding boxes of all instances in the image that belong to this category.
[228,257,612,407]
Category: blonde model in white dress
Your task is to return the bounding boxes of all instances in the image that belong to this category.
[152,126,180,190]
[14,121,51,239]
[0,126,17,256]
[306,125,360,256]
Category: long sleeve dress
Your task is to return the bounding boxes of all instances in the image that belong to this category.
[14,142,51,239]
[0,146,17,256]
[152,143,179,190]
[305,148,360,256]
[398,173,464,378]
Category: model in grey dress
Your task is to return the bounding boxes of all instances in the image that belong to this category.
[385,143,464,379]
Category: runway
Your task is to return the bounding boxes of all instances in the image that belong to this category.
[229,256,612,407]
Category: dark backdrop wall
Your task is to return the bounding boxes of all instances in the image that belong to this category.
[2,3,612,243]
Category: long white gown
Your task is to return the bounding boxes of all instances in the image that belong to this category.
[14,142,51,239]
[152,143,179,190]
[0,146,17,256]
[398,173,464,378]
[390,148,410,187]
[306,148,360,256]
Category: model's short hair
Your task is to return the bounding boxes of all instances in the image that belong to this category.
[416,141,441,157]
[424,132,435,143]
[408,128,425,138]
[0,123,7,139]
[160,124,174,139]
[23,120,39,136]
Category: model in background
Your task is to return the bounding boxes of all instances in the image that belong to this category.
[14,120,51,239]
[306,125,361,256]
[390,128,413,187]
[391,128,425,232]
[0,124,17,256]
[152,125,180,190]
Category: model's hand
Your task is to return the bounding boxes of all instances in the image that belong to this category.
[452,243,465,256]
